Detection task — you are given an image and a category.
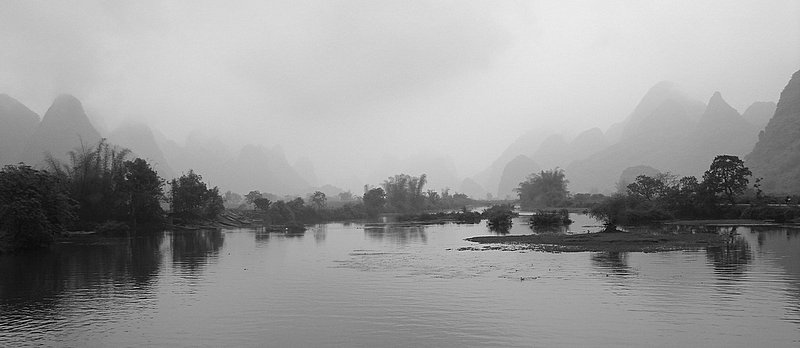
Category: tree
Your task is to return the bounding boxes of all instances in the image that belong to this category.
[381,173,427,213]
[170,170,224,220]
[362,187,386,217]
[244,190,263,209]
[119,158,164,226]
[310,191,327,209]
[223,191,243,208]
[626,173,676,201]
[516,168,569,208]
[46,139,131,226]
[337,191,354,201]
[702,155,752,205]
[0,164,76,251]
[253,197,271,211]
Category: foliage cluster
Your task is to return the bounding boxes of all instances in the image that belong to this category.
[169,170,223,221]
[0,164,75,252]
[47,139,165,229]
[516,169,569,209]
[482,204,518,232]
[590,155,761,229]
[530,209,572,226]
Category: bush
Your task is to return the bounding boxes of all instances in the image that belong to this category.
[0,165,76,251]
[530,209,572,226]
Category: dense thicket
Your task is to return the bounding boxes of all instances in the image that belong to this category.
[169,170,223,221]
[0,164,75,251]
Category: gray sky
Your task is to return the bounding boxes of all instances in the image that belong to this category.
[2,0,799,187]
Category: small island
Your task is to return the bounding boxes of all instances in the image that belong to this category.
[465,228,730,253]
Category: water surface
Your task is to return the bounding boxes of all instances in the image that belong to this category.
[1,215,798,347]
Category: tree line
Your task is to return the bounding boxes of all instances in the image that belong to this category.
[1,139,224,252]
[513,154,799,230]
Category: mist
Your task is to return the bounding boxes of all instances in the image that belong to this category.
[2,0,799,194]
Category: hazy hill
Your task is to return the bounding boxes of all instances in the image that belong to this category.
[293,157,319,187]
[532,134,569,169]
[620,81,705,140]
[109,123,175,179]
[684,92,759,172]
[616,165,661,193]
[458,177,487,199]
[225,144,310,195]
[746,69,800,194]
[497,155,540,199]
[742,101,777,130]
[472,128,551,196]
[566,83,706,193]
[19,95,102,165]
[367,154,460,191]
[0,94,39,165]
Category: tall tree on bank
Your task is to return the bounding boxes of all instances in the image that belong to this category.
[0,164,75,251]
[516,168,569,208]
[382,174,427,213]
[119,158,164,227]
[170,170,224,220]
[703,155,752,205]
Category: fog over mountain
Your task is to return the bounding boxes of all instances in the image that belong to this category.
[1,1,799,196]
[747,69,800,194]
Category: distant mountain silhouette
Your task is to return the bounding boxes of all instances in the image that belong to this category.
[497,155,540,199]
[684,92,759,172]
[532,134,569,169]
[226,144,310,195]
[458,177,487,199]
[566,82,707,192]
[620,81,705,140]
[367,154,460,191]
[293,157,319,187]
[746,69,800,194]
[616,165,661,193]
[19,94,102,165]
[742,101,777,130]
[109,123,175,179]
[472,128,551,196]
[0,94,39,165]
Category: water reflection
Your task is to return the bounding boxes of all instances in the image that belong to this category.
[0,232,164,306]
[311,224,327,244]
[169,229,224,274]
[364,224,427,245]
[706,230,753,277]
[591,251,633,277]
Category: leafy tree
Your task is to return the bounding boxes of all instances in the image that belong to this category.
[119,158,164,226]
[702,155,752,205]
[362,186,386,217]
[382,173,427,213]
[310,191,327,209]
[516,168,569,208]
[170,170,224,220]
[627,175,665,201]
[0,164,76,251]
[337,191,354,201]
[47,139,131,226]
[253,197,271,211]
[223,191,243,208]
[244,190,263,209]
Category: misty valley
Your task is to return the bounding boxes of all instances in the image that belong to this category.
[2,2,800,344]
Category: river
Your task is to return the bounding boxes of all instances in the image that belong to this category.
[1,215,799,347]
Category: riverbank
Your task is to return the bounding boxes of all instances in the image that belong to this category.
[465,229,728,252]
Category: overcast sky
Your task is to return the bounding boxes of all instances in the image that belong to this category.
[2,0,799,185]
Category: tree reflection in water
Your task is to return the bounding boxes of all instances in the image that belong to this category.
[705,227,752,278]
[169,229,224,274]
[591,251,633,277]
[0,231,165,308]
[364,224,427,245]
